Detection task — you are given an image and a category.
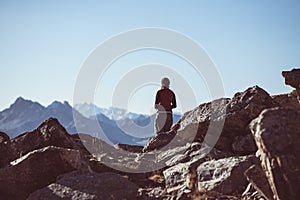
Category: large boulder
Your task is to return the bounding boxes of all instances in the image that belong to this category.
[9,118,80,159]
[174,85,276,153]
[158,142,232,169]
[250,107,300,200]
[162,144,242,198]
[196,155,258,194]
[28,172,139,200]
[2,118,93,166]
[0,146,90,200]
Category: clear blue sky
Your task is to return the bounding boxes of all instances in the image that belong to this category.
[1,0,299,114]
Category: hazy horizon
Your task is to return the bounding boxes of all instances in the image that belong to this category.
[1,96,182,115]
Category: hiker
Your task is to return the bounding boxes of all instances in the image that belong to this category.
[154,77,177,135]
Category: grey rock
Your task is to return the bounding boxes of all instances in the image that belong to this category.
[158,142,232,168]
[0,146,90,200]
[175,86,277,153]
[28,172,138,200]
[142,131,177,152]
[163,162,193,194]
[250,107,300,200]
[9,118,86,161]
[156,142,194,166]
[138,186,168,200]
[163,144,234,197]
[222,85,277,137]
[197,155,258,194]
[141,86,276,155]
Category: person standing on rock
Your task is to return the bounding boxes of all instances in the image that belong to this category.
[154,77,177,135]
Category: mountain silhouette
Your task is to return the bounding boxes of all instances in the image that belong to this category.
[0,97,180,145]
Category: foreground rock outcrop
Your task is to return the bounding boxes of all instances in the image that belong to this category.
[250,107,300,200]
[0,68,299,199]
[0,146,90,199]
[28,172,138,200]
[197,155,258,194]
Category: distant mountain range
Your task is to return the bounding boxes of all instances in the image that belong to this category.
[74,103,149,121]
[0,97,181,145]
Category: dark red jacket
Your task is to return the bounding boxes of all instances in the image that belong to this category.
[155,86,177,112]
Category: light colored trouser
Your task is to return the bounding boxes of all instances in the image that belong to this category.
[155,112,173,135]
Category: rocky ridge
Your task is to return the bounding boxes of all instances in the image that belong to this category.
[0,68,299,199]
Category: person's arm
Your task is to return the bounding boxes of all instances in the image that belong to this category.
[154,91,160,109]
[171,92,177,109]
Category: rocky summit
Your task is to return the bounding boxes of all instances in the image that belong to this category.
[0,68,299,200]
